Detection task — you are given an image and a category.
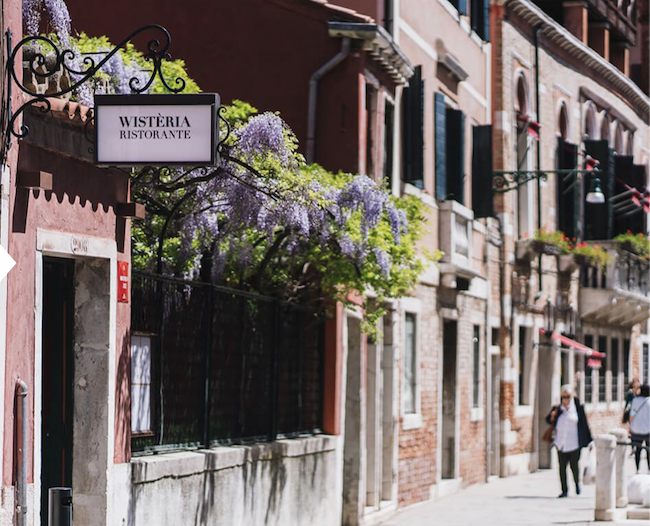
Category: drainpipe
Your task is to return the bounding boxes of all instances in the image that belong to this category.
[15,380,27,526]
[306,38,351,164]
[534,25,543,293]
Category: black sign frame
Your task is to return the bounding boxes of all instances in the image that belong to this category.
[94,93,220,167]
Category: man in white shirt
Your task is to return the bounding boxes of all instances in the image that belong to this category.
[630,383,650,473]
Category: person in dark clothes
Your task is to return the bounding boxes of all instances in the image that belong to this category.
[546,384,593,498]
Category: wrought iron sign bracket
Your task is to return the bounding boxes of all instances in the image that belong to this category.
[491,168,601,194]
[1,24,232,164]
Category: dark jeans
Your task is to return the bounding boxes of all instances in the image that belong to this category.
[631,433,650,471]
[557,449,580,494]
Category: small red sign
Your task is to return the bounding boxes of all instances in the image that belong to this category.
[587,358,602,370]
[118,261,129,303]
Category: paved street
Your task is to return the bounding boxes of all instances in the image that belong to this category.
[380,461,649,526]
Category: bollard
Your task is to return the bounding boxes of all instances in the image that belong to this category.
[594,435,626,521]
[610,428,628,508]
[49,487,72,526]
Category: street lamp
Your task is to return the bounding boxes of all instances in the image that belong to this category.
[586,176,605,204]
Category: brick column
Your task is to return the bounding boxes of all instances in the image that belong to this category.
[563,1,588,44]
[588,22,610,60]
[610,41,630,76]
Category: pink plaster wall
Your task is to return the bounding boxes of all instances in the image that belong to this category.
[3,137,131,485]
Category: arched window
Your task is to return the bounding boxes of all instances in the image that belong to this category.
[515,73,533,237]
[584,103,597,139]
[558,103,569,139]
[614,123,624,154]
[626,131,634,156]
[600,116,610,143]
[516,76,529,119]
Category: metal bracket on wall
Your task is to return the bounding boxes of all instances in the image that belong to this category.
[1,24,187,163]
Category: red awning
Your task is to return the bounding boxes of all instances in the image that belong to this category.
[539,330,606,359]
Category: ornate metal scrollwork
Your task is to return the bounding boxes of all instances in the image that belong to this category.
[4,24,185,148]
[492,170,549,193]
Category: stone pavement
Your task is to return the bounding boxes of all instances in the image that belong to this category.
[378,460,649,526]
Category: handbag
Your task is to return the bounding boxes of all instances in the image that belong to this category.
[542,425,555,443]
[623,408,630,424]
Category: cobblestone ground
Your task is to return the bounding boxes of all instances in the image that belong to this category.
[379,457,649,526]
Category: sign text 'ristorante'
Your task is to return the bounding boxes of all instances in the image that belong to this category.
[94,93,220,166]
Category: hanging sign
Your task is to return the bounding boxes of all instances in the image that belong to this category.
[586,358,602,370]
[94,93,220,166]
[118,261,130,303]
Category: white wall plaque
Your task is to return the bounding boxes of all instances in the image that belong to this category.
[94,93,219,166]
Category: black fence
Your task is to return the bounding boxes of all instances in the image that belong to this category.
[131,271,324,454]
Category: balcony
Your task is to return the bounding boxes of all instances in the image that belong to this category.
[438,201,478,289]
[579,241,650,327]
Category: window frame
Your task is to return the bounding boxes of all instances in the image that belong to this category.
[401,297,423,430]
[471,325,483,421]
[516,323,533,409]
[131,332,155,437]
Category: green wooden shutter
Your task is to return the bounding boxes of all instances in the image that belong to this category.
[435,92,447,199]
[446,108,465,204]
[402,66,424,188]
[471,0,490,41]
[472,125,493,218]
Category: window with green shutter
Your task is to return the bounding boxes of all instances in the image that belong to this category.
[471,0,490,41]
[434,92,447,199]
[446,108,465,204]
[402,66,424,189]
[472,125,493,217]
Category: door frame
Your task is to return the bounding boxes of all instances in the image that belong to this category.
[34,229,117,526]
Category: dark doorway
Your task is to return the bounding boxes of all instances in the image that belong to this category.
[41,258,74,526]
[441,320,458,479]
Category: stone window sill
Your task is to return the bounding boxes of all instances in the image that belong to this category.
[402,413,423,431]
[515,405,534,418]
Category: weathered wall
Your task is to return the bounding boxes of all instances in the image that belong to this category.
[114,437,342,526]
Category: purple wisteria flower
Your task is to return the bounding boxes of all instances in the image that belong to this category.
[236,113,292,167]
[373,248,390,277]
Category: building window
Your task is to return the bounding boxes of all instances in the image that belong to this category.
[515,75,534,238]
[584,334,594,403]
[384,98,395,187]
[402,66,424,188]
[471,0,490,41]
[383,0,393,34]
[131,334,153,435]
[403,312,418,414]
[518,326,531,406]
[366,83,378,179]
[435,92,466,204]
[449,0,468,15]
[598,336,607,403]
[473,325,481,409]
[642,342,649,384]
[611,337,619,402]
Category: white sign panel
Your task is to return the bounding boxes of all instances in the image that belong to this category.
[94,93,219,166]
